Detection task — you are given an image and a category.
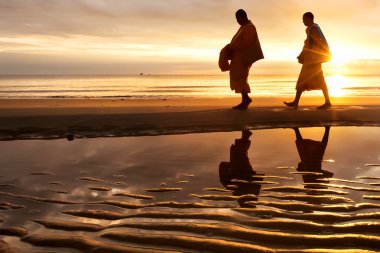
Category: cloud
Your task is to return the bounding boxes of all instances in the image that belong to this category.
[0,0,379,74]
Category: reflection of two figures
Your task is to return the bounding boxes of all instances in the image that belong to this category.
[219,127,333,207]
[219,130,264,207]
[293,126,334,191]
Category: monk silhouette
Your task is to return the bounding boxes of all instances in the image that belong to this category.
[219,130,264,207]
[285,12,332,110]
[293,126,334,194]
[219,9,264,110]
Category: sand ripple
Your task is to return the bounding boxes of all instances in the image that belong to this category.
[22,234,177,253]
[144,188,182,192]
[102,222,380,250]
[113,192,155,200]
[101,232,274,253]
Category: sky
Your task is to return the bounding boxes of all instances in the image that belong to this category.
[1,0,380,75]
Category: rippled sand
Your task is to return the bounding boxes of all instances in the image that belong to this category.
[0,127,379,252]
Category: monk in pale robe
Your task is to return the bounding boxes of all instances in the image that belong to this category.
[293,126,334,207]
[284,12,332,110]
[219,9,264,110]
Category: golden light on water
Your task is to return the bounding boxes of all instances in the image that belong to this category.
[325,43,361,97]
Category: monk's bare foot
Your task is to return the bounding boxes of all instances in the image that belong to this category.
[284,102,298,110]
[317,102,332,110]
[239,98,252,110]
[232,103,244,109]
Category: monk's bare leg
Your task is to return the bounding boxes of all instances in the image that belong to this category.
[317,86,332,109]
[232,93,244,109]
[241,92,252,110]
[242,129,252,140]
[284,90,302,109]
[233,92,251,110]
[293,127,302,140]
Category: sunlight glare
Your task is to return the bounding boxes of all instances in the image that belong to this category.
[329,47,353,67]
[326,74,349,97]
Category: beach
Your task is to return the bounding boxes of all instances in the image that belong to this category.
[1,97,380,252]
[0,97,380,140]
[2,1,380,251]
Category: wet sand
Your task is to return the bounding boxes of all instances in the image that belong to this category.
[1,96,380,113]
[0,98,380,140]
[0,127,379,252]
[0,98,380,252]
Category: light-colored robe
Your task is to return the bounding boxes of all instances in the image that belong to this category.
[296,24,331,91]
[219,21,264,93]
[296,138,333,191]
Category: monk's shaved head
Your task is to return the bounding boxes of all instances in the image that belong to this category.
[303,12,314,21]
[235,9,248,26]
[302,12,314,27]
[235,9,248,19]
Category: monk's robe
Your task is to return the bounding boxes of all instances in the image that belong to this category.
[296,137,333,191]
[218,44,231,72]
[219,136,263,207]
[219,21,264,93]
[296,138,327,170]
[296,23,331,92]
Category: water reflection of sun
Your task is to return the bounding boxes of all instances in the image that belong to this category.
[326,74,350,97]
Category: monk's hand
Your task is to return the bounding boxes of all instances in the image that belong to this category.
[225,44,234,60]
[297,55,303,64]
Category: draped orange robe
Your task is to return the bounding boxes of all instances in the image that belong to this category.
[296,24,330,92]
[219,21,264,93]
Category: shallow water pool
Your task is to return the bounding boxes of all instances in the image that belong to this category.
[0,126,379,252]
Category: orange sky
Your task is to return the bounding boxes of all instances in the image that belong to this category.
[0,0,380,75]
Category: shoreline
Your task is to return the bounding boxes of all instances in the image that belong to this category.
[1,96,380,112]
[1,98,380,140]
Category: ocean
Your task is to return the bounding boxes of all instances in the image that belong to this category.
[0,74,379,99]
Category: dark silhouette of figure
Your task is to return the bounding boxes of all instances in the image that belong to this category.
[219,9,264,110]
[285,12,332,110]
[66,132,74,141]
[293,126,334,192]
[219,130,264,207]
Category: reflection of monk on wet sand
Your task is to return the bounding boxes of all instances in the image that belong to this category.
[219,130,263,207]
[294,126,333,189]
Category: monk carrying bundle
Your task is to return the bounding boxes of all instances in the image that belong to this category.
[219,9,264,110]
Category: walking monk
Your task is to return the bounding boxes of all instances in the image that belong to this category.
[284,12,332,110]
[219,9,264,110]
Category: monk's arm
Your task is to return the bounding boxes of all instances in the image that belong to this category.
[230,26,256,51]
